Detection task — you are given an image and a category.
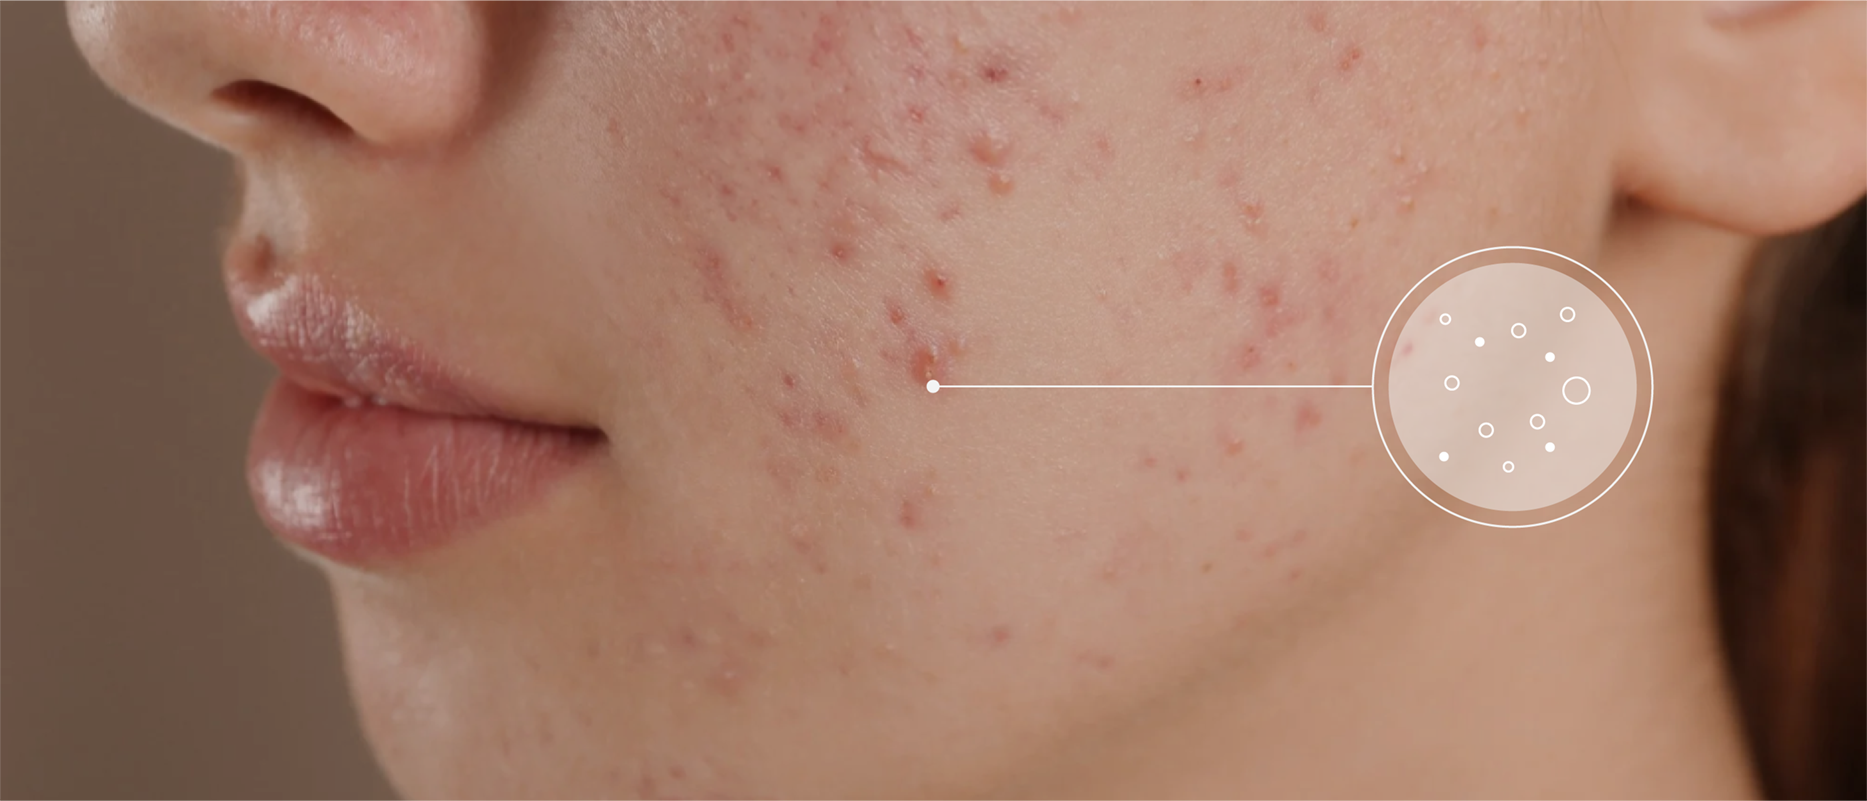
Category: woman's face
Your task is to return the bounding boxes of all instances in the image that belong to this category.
[72,3,1672,796]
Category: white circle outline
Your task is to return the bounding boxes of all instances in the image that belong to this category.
[1529,413,1545,430]
[1478,422,1494,439]
[1560,306,1576,322]
[1563,376,1591,405]
[1511,323,1526,338]
[1503,461,1515,473]
[1370,246,1654,529]
[1444,375,1459,391]
[1439,313,1451,325]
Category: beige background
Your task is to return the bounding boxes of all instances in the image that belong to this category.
[2,4,393,797]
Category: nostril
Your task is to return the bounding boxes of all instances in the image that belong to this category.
[211,80,353,138]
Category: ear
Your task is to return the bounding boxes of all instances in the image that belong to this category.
[1614,2,1866,236]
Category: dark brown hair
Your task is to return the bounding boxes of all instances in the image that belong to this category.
[1711,199,1865,799]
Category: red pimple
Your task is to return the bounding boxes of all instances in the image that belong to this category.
[1257,282,1283,310]
[1337,45,1363,73]
[1221,261,1241,296]
[924,268,953,300]
[899,498,921,530]
[980,61,1012,84]
[987,172,1015,195]
[1306,9,1330,33]
[697,250,756,332]
[987,625,1012,647]
[885,299,908,327]
[1175,468,1191,483]
[1075,651,1116,671]
[1294,400,1323,432]
[1234,527,1254,543]
[1141,454,1159,470]
[969,131,1012,167]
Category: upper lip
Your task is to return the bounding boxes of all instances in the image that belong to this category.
[222,234,587,429]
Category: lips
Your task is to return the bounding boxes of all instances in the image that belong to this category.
[232,270,603,564]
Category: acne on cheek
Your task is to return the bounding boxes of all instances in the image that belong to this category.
[650,5,1095,396]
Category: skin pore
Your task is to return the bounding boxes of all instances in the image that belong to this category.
[70,2,1864,797]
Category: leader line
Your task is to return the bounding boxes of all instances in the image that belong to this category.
[925,380,1371,393]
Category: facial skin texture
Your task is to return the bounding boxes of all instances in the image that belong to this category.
[72,3,1866,797]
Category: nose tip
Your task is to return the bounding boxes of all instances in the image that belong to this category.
[68,1,486,154]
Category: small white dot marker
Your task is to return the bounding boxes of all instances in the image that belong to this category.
[1545,352,1555,362]
[1545,442,1555,452]
[1475,337,1485,347]
[1439,451,1449,462]
[926,380,940,393]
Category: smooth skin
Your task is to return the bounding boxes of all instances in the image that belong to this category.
[72,3,1865,797]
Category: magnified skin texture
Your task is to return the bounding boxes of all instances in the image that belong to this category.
[1390,262,1639,513]
[69,2,1867,797]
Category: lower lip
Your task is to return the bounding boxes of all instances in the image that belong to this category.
[247,380,602,564]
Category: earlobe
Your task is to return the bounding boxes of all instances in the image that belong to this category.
[1614,1,1866,236]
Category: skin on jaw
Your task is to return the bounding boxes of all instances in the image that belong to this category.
[75,1,1848,796]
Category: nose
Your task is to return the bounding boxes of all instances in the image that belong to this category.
[68,2,488,154]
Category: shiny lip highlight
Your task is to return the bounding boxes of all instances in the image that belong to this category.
[231,272,496,418]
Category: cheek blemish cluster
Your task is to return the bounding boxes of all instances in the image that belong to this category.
[1383,260,1644,520]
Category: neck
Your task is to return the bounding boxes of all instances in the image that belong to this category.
[1023,211,1762,797]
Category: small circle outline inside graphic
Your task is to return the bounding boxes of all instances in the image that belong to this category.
[1530,413,1546,430]
[1479,422,1494,439]
[1370,245,1655,529]
[1445,375,1460,391]
[1503,461,1515,473]
[1563,376,1591,405]
[1560,306,1576,322]
[1511,323,1527,338]
[1439,313,1451,325]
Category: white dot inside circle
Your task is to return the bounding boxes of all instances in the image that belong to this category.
[1444,375,1459,391]
[1545,442,1556,453]
[1479,422,1494,438]
[1511,323,1526,338]
[1530,413,1545,430]
[1560,306,1576,322]
[1545,352,1555,362]
[1439,313,1451,325]
[1475,337,1486,347]
[1439,451,1449,462]
[1503,461,1515,473]
[1562,376,1592,405]
[926,380,940,393]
